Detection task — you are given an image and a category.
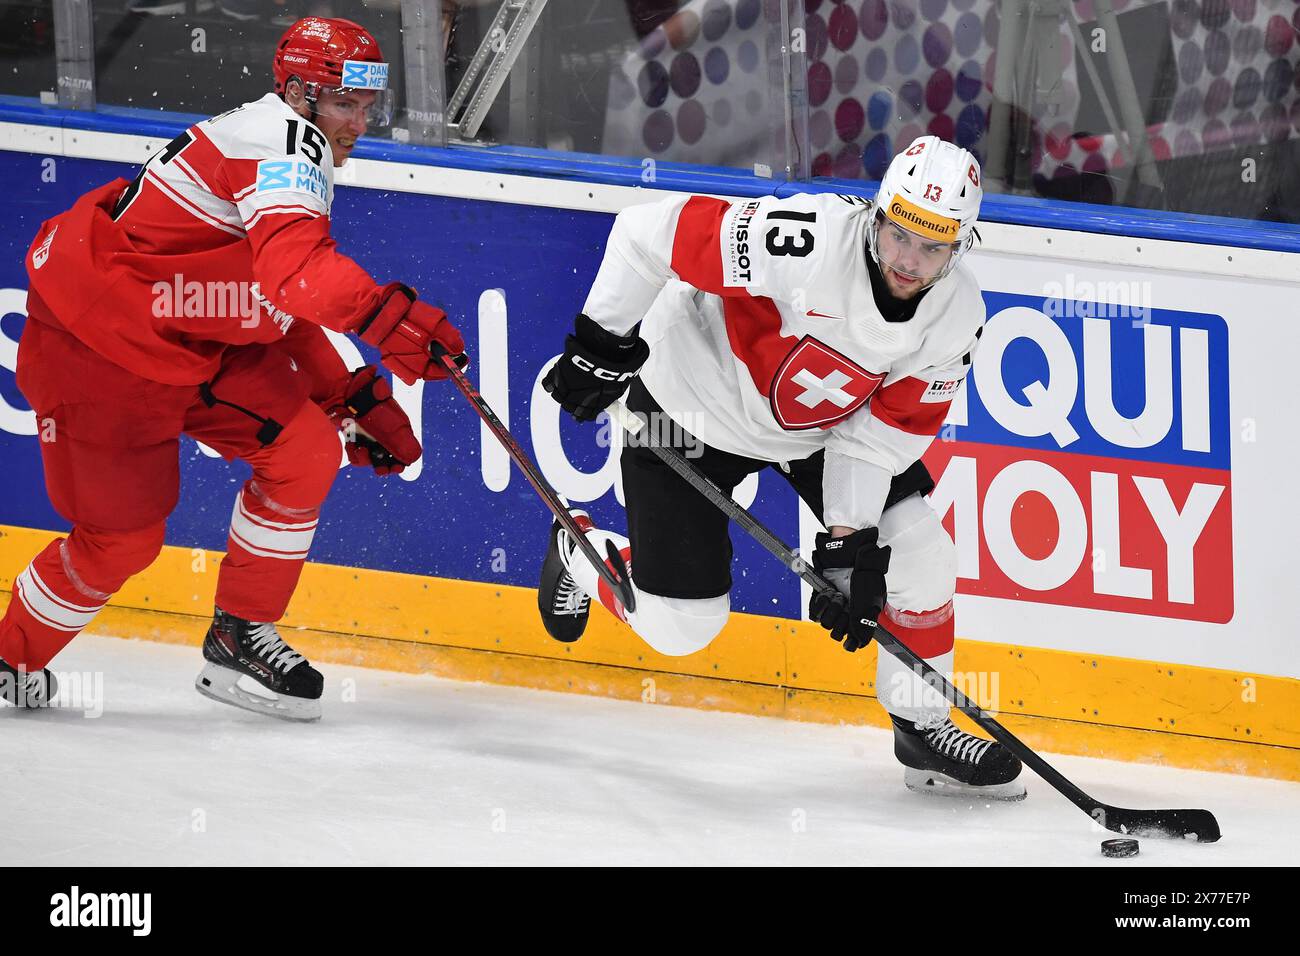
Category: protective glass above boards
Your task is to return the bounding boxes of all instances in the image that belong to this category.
[86,0,407,140]
[442,0,1300,225]
[0,1,57,98]
[799,0,1299,226]
[29,0,1300,227]
[442,0,800,179]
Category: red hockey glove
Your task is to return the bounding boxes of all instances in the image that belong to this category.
[326,366,421,475]
[358,283,466,385]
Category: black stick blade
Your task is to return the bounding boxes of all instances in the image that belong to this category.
[604,539,636,614]
[1097,805,1222,843]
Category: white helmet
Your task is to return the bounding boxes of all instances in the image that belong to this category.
[868,135,982,286]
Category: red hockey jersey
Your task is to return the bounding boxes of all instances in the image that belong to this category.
[24,93,382,386]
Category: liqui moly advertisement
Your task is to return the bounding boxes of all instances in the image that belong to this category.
[926,291,1231,624]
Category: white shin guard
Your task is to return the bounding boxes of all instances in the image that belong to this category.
[560,526,729,657]
[876,647,955,727]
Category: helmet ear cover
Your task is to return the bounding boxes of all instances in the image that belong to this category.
[282,75,325,129]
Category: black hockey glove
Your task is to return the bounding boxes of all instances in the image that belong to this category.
[809,527,891,653]
[543,314,649,422]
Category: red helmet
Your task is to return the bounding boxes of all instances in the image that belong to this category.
[273,17,393,126]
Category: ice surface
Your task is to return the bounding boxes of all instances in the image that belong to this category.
[3,635,1296,866]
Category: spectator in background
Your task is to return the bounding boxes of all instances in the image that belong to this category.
[623,0,680,39]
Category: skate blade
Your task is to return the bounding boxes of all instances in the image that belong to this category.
[195,663,321,722]
[904,767,1027,802]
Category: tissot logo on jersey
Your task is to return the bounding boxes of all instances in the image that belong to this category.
[256,158,329,203]
[924,292,1232,623]
[770,337,885,430]
[721,199,761,286]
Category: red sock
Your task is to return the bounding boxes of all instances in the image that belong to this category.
[881,600,955,658]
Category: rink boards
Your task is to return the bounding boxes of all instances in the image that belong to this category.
[0,115,1297,780]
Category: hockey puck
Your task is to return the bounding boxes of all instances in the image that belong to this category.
[1101,838,1139,858]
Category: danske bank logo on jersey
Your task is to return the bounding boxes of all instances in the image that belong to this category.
[923,291,1232,623]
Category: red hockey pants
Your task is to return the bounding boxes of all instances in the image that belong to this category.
[0,315,342,672]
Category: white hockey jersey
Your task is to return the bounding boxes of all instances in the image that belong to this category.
[581,191,986,529]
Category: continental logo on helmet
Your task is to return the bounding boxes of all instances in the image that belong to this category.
[886,194,959,243]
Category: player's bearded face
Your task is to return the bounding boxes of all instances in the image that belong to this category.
[875,219,956,299]
[312,89,379,166]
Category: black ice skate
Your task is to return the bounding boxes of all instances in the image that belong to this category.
[195,608,323,722]
[537,510,593,643]
[892,714,1026,801]
[0,657,57,708]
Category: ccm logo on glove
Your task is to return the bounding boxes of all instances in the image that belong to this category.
[809,527,891,653]
[569,354,639,382]
[544,313,650,422]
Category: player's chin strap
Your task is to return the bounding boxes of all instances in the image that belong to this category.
[605,399,1221,844]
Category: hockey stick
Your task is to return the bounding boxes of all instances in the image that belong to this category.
[431,345,636,613]
[608,400,1220,843]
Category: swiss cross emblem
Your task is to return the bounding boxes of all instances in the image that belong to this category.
[769,337,884,430]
